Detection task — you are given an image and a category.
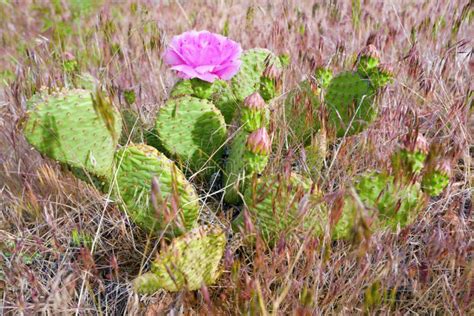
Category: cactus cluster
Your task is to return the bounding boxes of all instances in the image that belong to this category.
[21,39,452,297]
[332,133,450,239]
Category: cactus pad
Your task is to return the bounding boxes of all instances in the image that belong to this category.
[284,79,321,145]
[231,48,282,102]
[133,225,226,293]
[170,79,238,123]
[223,128,270,204]
[236,173,322,244]
[421,169,449,197]
[114,144,200,235]
[23,88,121,178]
[325,71,376,137]
[154,96,227,175]
[334,172,425,239]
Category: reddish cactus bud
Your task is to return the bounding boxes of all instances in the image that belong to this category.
[243,92,266,110]
[246,128,271,155]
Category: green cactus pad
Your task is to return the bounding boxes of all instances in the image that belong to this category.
[114,144,200,235]
[325,71,376,137]
[334,172,425,239]
[391,149,427,176]
[223,130,249,204]
[170,79,238,123]
[421,170,449,197]
[236,173,322,244]
[154,96,227,176]
[223,129,269,204]
[315,67,333,90]
[284,79,321,145]
[356,172,424,229]
[133,225,226,293]
[23,88,121,178]
[231,48,282,102]
[303,130,327,179]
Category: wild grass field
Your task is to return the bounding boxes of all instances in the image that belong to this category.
[0,0,473,314]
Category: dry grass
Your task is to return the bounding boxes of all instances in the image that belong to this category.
[0,0,472,314]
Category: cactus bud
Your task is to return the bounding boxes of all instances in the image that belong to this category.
[241,92,268,132]
[405,133,429,154]
[262,63,281,81]
[359,44,380,60]
[243,92,266,110]
[246,128,271,155]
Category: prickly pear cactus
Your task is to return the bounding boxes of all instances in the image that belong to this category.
[114,144,200,235]
[133,225,226,293]
[153,96,227,176]
[284,79,321,145]
[231,48,282,102]
[391,134,429,177]
[325,71,376,137]
[334,172,425,239]
[356,172,424,229]
[23,88,121,178]
[223,128,271,204]
[235,173,322,244]
[421,160,451,197]
[170,79,238,123]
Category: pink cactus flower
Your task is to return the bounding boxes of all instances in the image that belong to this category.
[163,30,242,83]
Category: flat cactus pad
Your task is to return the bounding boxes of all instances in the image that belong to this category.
[133,225,226,293]
[23,88,121,178]
[231,48,282,102]
[154,96,227,175]
[325,71,376,137]
[113,144,200,235]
